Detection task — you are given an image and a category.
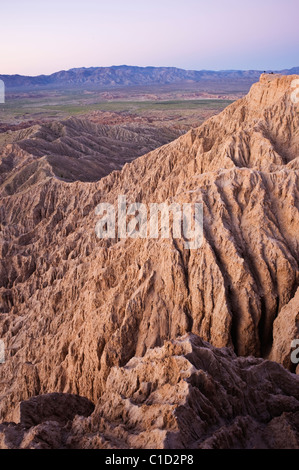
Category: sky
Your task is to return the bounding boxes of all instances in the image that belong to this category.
[0,0,298,75]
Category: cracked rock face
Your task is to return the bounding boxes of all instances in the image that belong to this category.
[0,335,299,449]
[0,117,181,190]
[0,74,299,448]
[269,287,299,374]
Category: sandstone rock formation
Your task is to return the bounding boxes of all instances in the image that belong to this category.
[1,336,298,449]
[0,117,180,190]
[270,288,299,373]
[0,74,298,448]
[0,393,94,449]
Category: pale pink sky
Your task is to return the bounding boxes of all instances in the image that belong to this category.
[0,0,298,75]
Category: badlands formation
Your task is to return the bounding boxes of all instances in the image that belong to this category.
[0,117,180,187]
[0,74,298,448]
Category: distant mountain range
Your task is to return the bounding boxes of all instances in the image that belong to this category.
[1,65,298,89]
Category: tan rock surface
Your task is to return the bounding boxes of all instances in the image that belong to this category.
[269,288,299,372]
[0,335,298,449]
[0,75,298,447]
[0,117,181,190]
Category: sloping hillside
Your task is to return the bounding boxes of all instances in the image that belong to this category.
[0,74,298,448]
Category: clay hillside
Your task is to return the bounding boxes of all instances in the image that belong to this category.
[0,74,299,449]
[0,118,180,187]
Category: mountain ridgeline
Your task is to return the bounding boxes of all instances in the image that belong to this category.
[1,65,299,89]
